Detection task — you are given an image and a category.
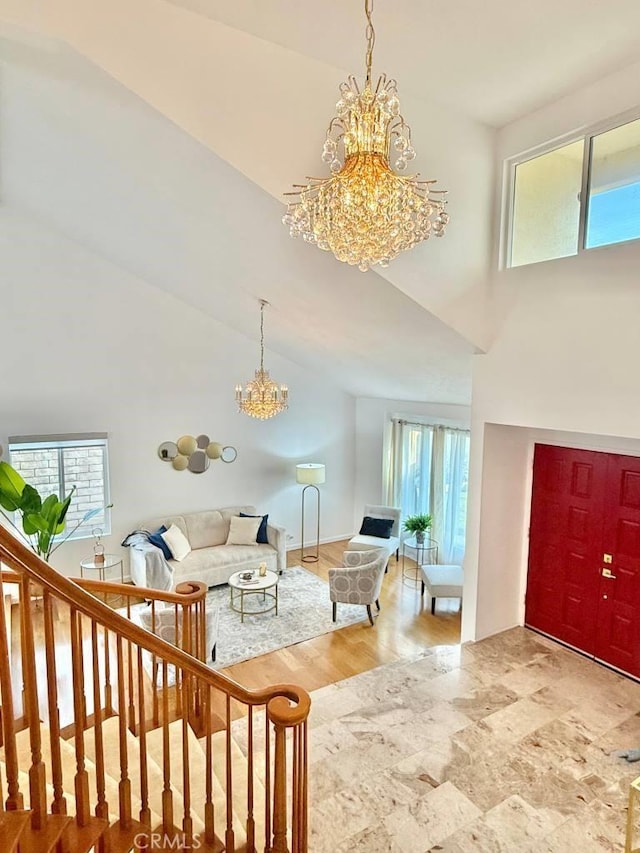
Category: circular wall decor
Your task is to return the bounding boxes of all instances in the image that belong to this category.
[188,450,209,474]
[177,434,198,456]
[172,454,189,471]
[221,446,238,464]
[158,435,237,473]
[157,441,178,461]
[206,441,223,460]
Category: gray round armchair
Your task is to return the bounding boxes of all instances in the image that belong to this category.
[328,548,387,627]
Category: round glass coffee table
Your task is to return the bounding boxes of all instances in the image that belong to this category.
[228,570,279,623]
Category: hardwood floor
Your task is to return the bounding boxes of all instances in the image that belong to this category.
[13,540,460,728]
[219,539,461,693]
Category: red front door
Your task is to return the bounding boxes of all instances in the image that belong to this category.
[526,444,640,678]
[594,454,640,675]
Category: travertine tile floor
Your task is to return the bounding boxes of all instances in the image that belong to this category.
[306,628,640,852]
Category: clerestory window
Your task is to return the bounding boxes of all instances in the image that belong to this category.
[506,112,640,268]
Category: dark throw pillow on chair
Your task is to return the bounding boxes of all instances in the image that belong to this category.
[359,516,394,539]
[148,525,173,560]
[240,512,269,544]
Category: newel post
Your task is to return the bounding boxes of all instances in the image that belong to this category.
[266,689,311,853]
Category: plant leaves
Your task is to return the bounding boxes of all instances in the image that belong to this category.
[37,530,52,559]
[0,462,26,511]
[40,494,62,523]
[23,513,49,535]
[81,507,103,523]
[58,490,74,526]
[19,484,42,515]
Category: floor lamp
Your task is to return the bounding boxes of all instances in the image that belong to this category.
[296,463,326,563]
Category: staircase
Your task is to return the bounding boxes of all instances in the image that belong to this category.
[0,525,310,852]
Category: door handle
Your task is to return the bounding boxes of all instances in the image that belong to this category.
[602,568,617,579]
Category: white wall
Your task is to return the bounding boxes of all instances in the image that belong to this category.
[354,396,470,529]
[463,58,640,641]
[0,210,356,577]
[0,2,496,351]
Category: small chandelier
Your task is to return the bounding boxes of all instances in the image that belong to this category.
[283,0,449,272]
[235,300,288,420]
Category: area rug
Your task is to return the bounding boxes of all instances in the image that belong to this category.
[209,565,367,669]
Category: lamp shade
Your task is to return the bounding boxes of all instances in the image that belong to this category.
[296,463,326,485]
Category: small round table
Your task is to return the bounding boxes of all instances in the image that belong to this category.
[401,536,438,586]
[79,554,125,584]
[228,570,279,623]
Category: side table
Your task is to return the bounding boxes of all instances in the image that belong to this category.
[80,554,125,585]
[402,536,438,586]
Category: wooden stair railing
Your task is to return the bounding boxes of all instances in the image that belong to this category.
[0,525,310,853]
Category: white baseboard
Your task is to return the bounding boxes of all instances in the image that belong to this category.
[286,533,353,552]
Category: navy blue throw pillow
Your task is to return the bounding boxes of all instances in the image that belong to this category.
[240,512,269,544]
[149,525,173,560]
[359,516,394,539]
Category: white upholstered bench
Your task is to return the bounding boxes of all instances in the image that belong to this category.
[420,564,463,614]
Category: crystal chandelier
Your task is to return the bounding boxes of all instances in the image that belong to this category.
[283,0,449,272]
[235,300,288,420]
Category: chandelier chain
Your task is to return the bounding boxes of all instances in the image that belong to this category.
[364,0,375,86]
[259,299,266,371]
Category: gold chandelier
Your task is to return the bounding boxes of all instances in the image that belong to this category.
[235,300,288,420]
[283,0,449,272]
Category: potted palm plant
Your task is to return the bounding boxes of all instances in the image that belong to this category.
[403,513,433,545]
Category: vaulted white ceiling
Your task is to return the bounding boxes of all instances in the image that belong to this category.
[1,0,639,404]
[170,0,640,127]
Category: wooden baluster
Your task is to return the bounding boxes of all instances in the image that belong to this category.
[75,608,88,730]
[293,721,307,853]
[264,714,271,853]
[0,575,23,810]
[181,671,193,848]
[271,717,288,853]
[20,575,47,828]
[90,621,109,826]
[174,606,182,718]
[136,646,151,828]
[127,639,136,735]
[181,604,192,726]
[246,706,255,853]
[301,720,308,853]
[225,695,235,853]
[203,686,216,846]
[103,625,113,717]
[292,724,299,853]
[192,601,203,720]
[43,590,67,816]
[161,660,174,834]
[69,607,91,826]
[151,601,159,728]
[126,600,136,735]
[116,635,132,828]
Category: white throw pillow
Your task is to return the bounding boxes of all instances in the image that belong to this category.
[226,515,261,545]
[161,523,192,562]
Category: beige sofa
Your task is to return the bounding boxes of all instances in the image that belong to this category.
[130,505,286,591]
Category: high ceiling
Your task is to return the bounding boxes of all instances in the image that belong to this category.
[168,0,640,127]
[1,0,639,405]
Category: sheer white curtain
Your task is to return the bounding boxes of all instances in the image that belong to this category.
[385,420,433,515]
[438,429,470,564]
[385,419,470,564]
